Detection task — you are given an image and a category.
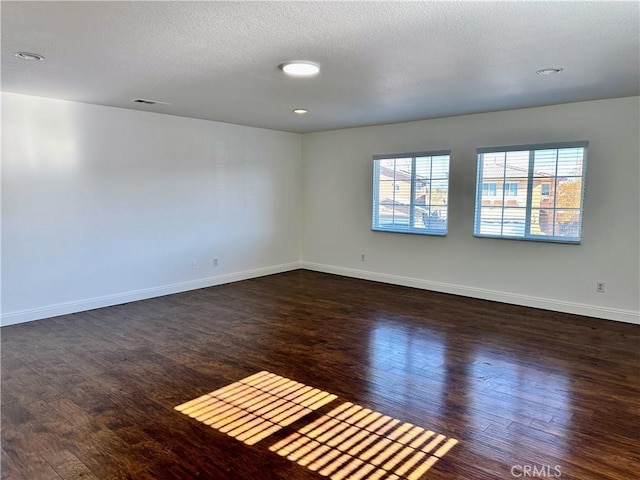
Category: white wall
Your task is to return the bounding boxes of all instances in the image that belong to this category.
[3,94,638,326]
[1,93,302,325]
[301,97,640,323]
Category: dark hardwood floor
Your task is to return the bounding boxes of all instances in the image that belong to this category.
[1,270,638,480]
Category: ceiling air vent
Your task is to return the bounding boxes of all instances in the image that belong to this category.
[130,98,171,106]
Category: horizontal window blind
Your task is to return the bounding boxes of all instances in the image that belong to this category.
[474,141,587,243]
[373,151,450,236]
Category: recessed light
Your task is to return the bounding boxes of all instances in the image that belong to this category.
[293,109,308,114]
[536,67,563,75]
[281,61,320,77]
[14,52,44,61]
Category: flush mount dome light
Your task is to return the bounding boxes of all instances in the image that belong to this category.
[536,67,563,75]
[281,61,320,77]
[14,52,44,61]
[293,109,308,114]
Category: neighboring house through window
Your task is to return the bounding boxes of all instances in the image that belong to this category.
[372,150,450,235]
[474,141,587,243]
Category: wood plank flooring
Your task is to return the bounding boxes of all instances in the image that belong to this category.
[1,270,638,479]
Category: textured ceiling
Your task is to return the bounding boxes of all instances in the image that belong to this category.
[2,1,639,133]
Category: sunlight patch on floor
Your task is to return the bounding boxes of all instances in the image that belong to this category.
[269,401,458,479]
[176,371,458,479]
[175,371,337,445]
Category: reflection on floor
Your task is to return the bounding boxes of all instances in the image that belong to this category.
[176,371,458,480]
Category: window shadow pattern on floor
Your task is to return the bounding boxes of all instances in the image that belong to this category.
[175,371,458,479]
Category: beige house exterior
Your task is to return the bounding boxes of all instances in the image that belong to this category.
[376,164,447,229]
[478,152,583,237]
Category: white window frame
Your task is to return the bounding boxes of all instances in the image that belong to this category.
[474,141,588,244]
[372,150,450,236]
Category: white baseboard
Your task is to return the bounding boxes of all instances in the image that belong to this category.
[4,261,638,327]
[1,262,302,327]
[301,262,640,325]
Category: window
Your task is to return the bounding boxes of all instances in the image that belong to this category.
[541,183,551,196]
[474,141,587,243]
[482,183,497,197]
[504,182,518,197]
[373,150,450,235]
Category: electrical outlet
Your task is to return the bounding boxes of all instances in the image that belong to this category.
[361,253,366,262]
[191,261,197,269]
[213,258,218,267]
[596,281,605,293]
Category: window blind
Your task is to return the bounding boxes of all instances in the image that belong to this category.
[373,151,450,235]
[474,141,588,243]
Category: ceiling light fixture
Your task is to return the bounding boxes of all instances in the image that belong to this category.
[281,61,320,77]
[14,52,44,61]
[293,109,308,114]
[536,67,563,75]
